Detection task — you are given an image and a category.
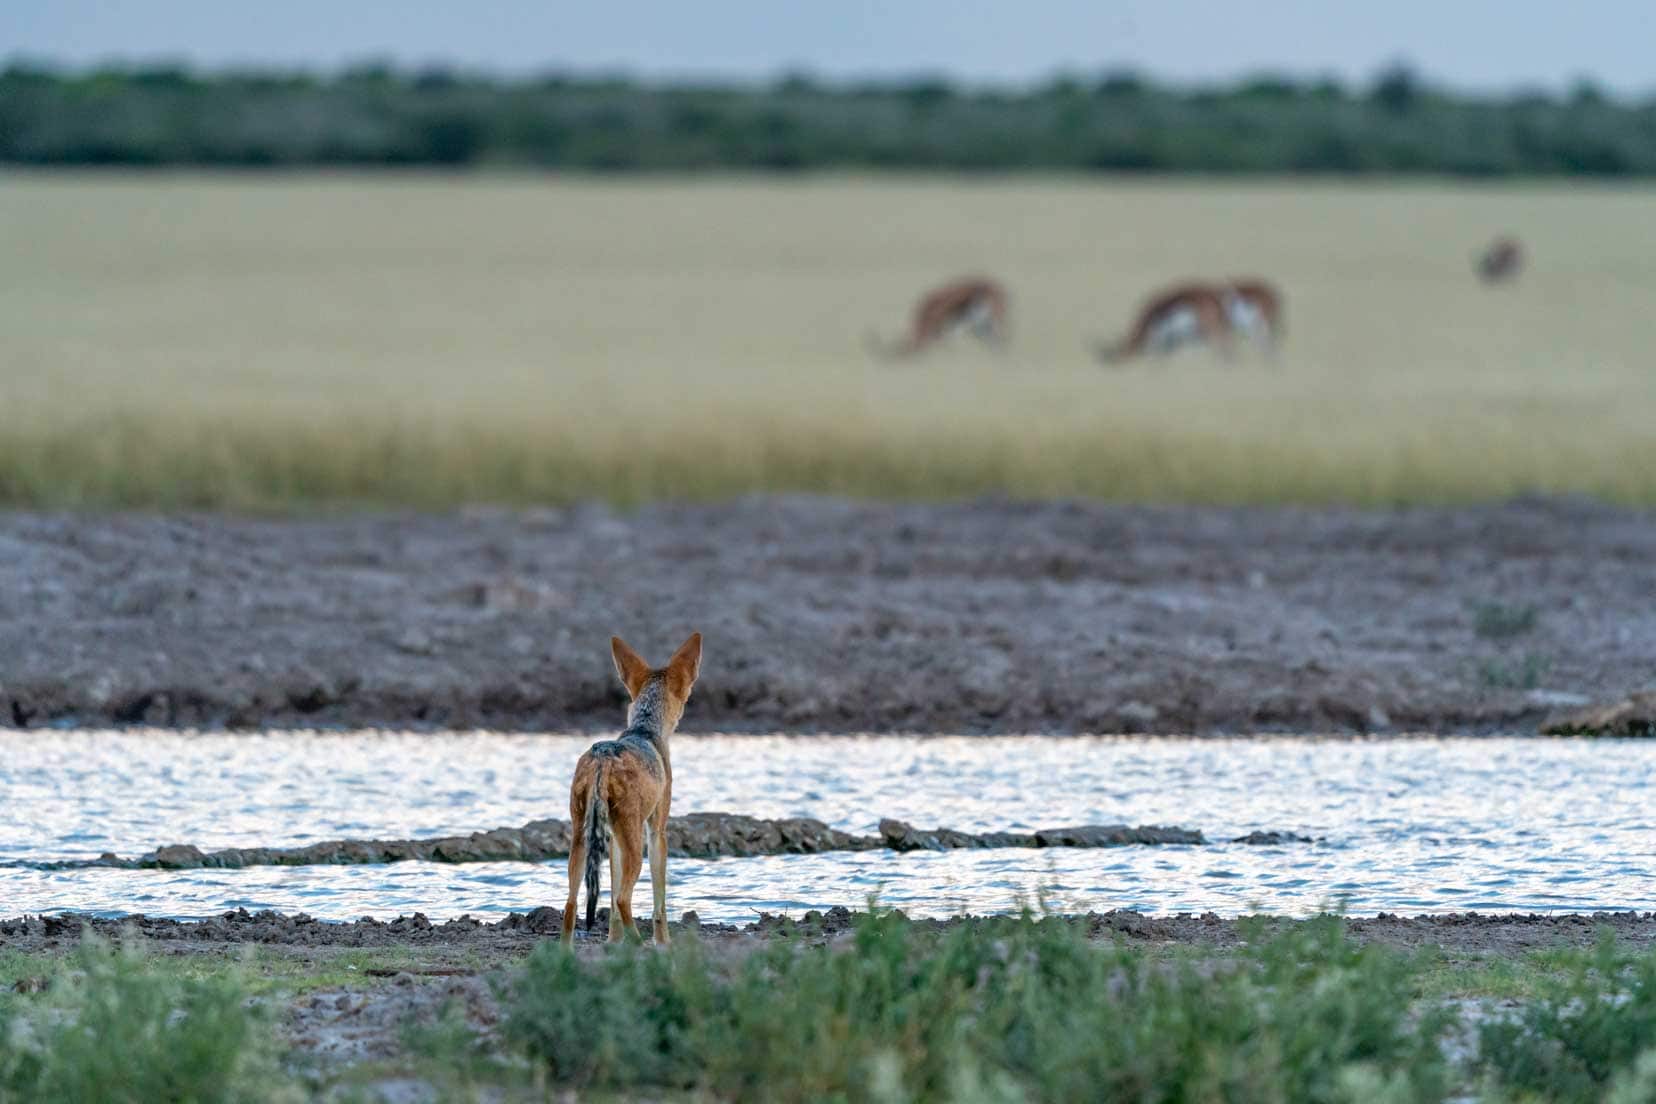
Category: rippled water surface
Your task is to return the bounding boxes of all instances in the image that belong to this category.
[4,731,1653,922]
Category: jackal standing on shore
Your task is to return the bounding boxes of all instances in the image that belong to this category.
[560,632,701,947]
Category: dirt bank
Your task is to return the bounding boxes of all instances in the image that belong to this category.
[1,496,1651,734]
[7,907,1656,960]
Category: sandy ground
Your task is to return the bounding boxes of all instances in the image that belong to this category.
[1,496,1652,734]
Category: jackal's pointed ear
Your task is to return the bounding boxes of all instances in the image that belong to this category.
[611,636,651,699]
[665,632,702,697]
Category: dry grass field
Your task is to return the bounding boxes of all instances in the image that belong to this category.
[3,173,1654,508]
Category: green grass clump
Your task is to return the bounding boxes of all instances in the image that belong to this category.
[1479,934,1656,1103]
[1470,600,1541,641]
[1474,652,1552,690]
[503,909,1450,1103]
[1413,945,1585,1003]
[0,938,294,1104]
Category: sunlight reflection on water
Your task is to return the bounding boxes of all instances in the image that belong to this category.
[3,731,1653,922]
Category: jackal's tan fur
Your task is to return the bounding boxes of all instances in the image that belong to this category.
[560,632,701,947]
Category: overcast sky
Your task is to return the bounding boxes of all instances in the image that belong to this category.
[9,1,1651,94]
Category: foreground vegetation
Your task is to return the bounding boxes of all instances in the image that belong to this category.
[10,915,1656,1101]
[4,63,1655,176]
[5,175,1655,509]
[0,940,288,1103]
[507,912,1449,1102]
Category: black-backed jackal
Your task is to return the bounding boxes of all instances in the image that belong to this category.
[868,276,1009,359]
[1097,279,1283,363]
[560,632,701,947]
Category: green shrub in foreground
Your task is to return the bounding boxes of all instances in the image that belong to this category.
[0,938,292,1104]
[504,910,1451,1103]
[1480,933,1656,1103]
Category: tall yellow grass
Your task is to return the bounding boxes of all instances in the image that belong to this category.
[4,173,1655,508]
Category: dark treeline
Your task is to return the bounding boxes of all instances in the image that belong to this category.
[4,60,1656,176]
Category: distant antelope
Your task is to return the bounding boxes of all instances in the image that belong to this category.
[1477,236,1524,284]
[1222,278,1284,352]
[868,276,1008,359]
[1096,279,1283,364]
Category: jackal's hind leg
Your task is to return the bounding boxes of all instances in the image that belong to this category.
[615,820,646,943]
[561,834,586,946]
[648,811,671,945]
[606,839,627,943]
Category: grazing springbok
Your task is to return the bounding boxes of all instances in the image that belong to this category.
[1477,236,1524,284]
[868,276,1009,359]
[1096,279,1283,364]
[1222,278,1284,353]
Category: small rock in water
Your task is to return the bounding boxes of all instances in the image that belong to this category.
[1231,830,1317,846]
[145,844,207,868]
[1034,825,1204,847]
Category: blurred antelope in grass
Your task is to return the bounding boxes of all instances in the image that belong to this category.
[868,276,1009,359]
[1096,279,1283,364]
[1477,236,1524,284]
[560,632,701,947]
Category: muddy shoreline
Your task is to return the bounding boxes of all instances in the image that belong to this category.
[2,496,1652,735]
[7,907,1656,959]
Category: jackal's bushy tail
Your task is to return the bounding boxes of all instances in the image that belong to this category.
[582,760,609,933]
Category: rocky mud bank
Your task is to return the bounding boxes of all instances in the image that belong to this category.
[18,813,1315,871]
[8,906,1656,959]
[1,496,1653,735]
